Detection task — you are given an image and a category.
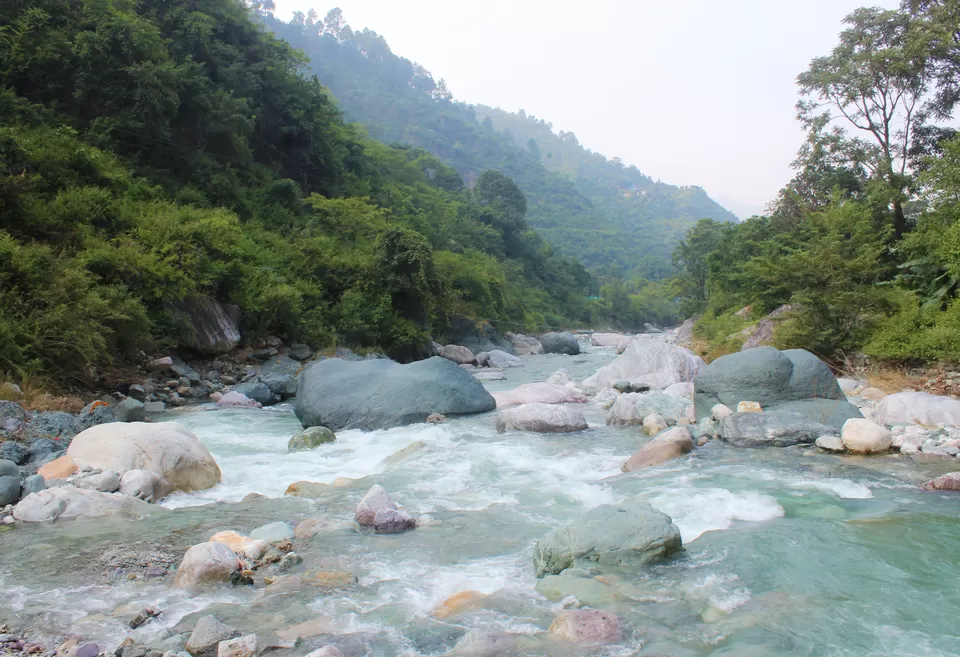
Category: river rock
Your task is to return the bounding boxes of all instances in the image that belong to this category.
[496,403,588,433]
[288,426,336,452]
[549,610,621,644]
[216,392,261,409]
[643,413,668,436]
[815,435,845,453]
[737,401,762,413]
[922,472,960,491]
[259,372,298,399]
[606,391,688,426]
[209,531,267,560]
[533,496,682,577]
[373,507,416,533]
[119,469,173,502]
[0,441,29,465]
[591,333,631,347]
[173,542,239,589]
[13,486,154,522]
[535,573,617,605]
[431,590,488,619]
[492,383,588,408]
[718,412,833,447]
[874,391,960,426]
[38,454,77,480]
[582,340,704,391]
[540,332,580,355]
[622,427,694,471]
[840,419,892,454]
[186,616,240,656]
[295,357,495,431]
[592,388,619,409]
[0,474,19,506]
[114,398,145,423]
[216,635,259,657]
[68,422,221,493]
[506,332,543,355]
[231,382,273,406]
[74,470,121,493]
[837,378,868,395]
[859,387,887,401]
[24,411,77,441]
[438,344,476,365]
[249,521,294,544]
[711,404,733,421]
[473,371,506,381]
[663,381,694,399]
[451,631,519,657]
[22,473,46,495]
[356,484,397,525]
[75,402,117,433]
[693,347,861,430]
[303,648,343,657]
[475,350,523,368]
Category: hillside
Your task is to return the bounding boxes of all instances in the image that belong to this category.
[0,0,602,381]
[264,11,737,279]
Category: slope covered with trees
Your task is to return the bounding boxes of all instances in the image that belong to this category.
[264,9,737,281]
[670,0,960,366]
[0,0,607,382]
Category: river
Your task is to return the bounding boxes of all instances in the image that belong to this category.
[1,344,958,656]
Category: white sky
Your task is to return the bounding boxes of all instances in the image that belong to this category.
[275,0,899,218]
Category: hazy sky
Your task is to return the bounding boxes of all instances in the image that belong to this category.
[275,0,899,218]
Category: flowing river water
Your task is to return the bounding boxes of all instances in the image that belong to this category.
[1,345,959,656]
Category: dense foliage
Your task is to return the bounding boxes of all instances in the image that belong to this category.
[670,0,960,365]
[264,10,736,281]
[0,0,615,380]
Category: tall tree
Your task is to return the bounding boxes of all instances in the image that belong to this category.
[797,7,932,236]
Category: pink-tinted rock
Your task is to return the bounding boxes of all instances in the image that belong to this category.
[373,507,416,533]
[216,392,261,409]
[549,610,621,644]
[355,484,396,525]
[492,383,588,408]
[922,472,960,491]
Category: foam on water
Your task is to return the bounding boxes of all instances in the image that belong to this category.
[646,488,785,543]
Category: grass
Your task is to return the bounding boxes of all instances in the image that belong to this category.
[0,372,85,413]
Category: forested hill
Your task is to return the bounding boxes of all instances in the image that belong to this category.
[263,10,737,279]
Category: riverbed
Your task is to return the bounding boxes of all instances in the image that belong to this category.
[1,345,958,656]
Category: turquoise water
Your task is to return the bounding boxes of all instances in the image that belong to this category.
[1,346,958,656]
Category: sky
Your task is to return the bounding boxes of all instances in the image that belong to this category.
[275,0,900,218]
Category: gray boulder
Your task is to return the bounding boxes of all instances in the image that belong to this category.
[0,474,19,506]
[0,458,18,477]
[0,441,30,465]
[0,401,26,424]
[167,295,240,354]
[295,357,496,431]
[288,426,336,452]
[693,347,860,430]
[718,411,834,447]
[533,496,682,577]
[287,343,313,361]
[231,382,274,406]
[260,372,298,398]
[186,615,240,656]
[75,402,117,433]
[23,473,46,496]
[25,411,77,441]
[115,397,146,423]
[540,332,581,355]
[476,350,523,369]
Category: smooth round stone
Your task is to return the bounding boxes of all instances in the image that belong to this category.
[249,521,294,543]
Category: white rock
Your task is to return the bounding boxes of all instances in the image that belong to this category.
[837,378,868,395]
[874,391,960,426]
[840,419,892,455]
[582,340,704,391]
[711,404,733,421]
[475,350,523,368]
[67,422,221,493]
[209,530,268,560]
[186,615,240,655]
[642,413,668,436]
[173,542,239,589]
[815,435,845,453]
[438,345,475,365]
[217,635,260,657]
[663,381,694,399]
[74,470,121,493]
[492,383,588,408]
[859,387,887,401]
[546,369,572,386]
[900,442,919,455]
[119,469,173,502]
[590,333,631,347]
[304,648,344,657]
[12,486,153,522]
[591,388,620,409]
[496,403,588,433]
[355,484,396,526]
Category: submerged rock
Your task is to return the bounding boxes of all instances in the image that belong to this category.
[304,648,343,657]
[549,609,621,644]
[492,383,588,408]
[694,347,860,430]
[718,412,833,447]
[582,339,704,391]
[67,422,221,493]
[249,521,294,544]
[295,357,495,431]
[533,496,682,577]
[288,426,336,453]
[922,472,960,491]
[622,427,694,471]
[496,403,588,433]
[540,331,581,355]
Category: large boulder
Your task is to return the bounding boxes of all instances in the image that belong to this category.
[438,344,476,365]
[496,403,588,433]
[533,496,682,577]
[24,411,77,442]
[693,347,860,430]
[13,486,155,522]
[718,411,833,447]
[67,422,222,493]
[475,350,523,368]
[168,295,241,354]
[622,427,694,471]
[172,541,240,589]
[606,391,689,426]
[840,419,892,454]
[669,318,696,349]
[492,383,588,408]
[741,304,794,350]
[295,357,495,431]
[582,340,704,391]
[119,469,173,502]
[540,332,581,355]
[590,333,631,348]
[874,391,960,426]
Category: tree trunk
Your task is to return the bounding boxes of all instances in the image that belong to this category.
[892,198,907,239]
